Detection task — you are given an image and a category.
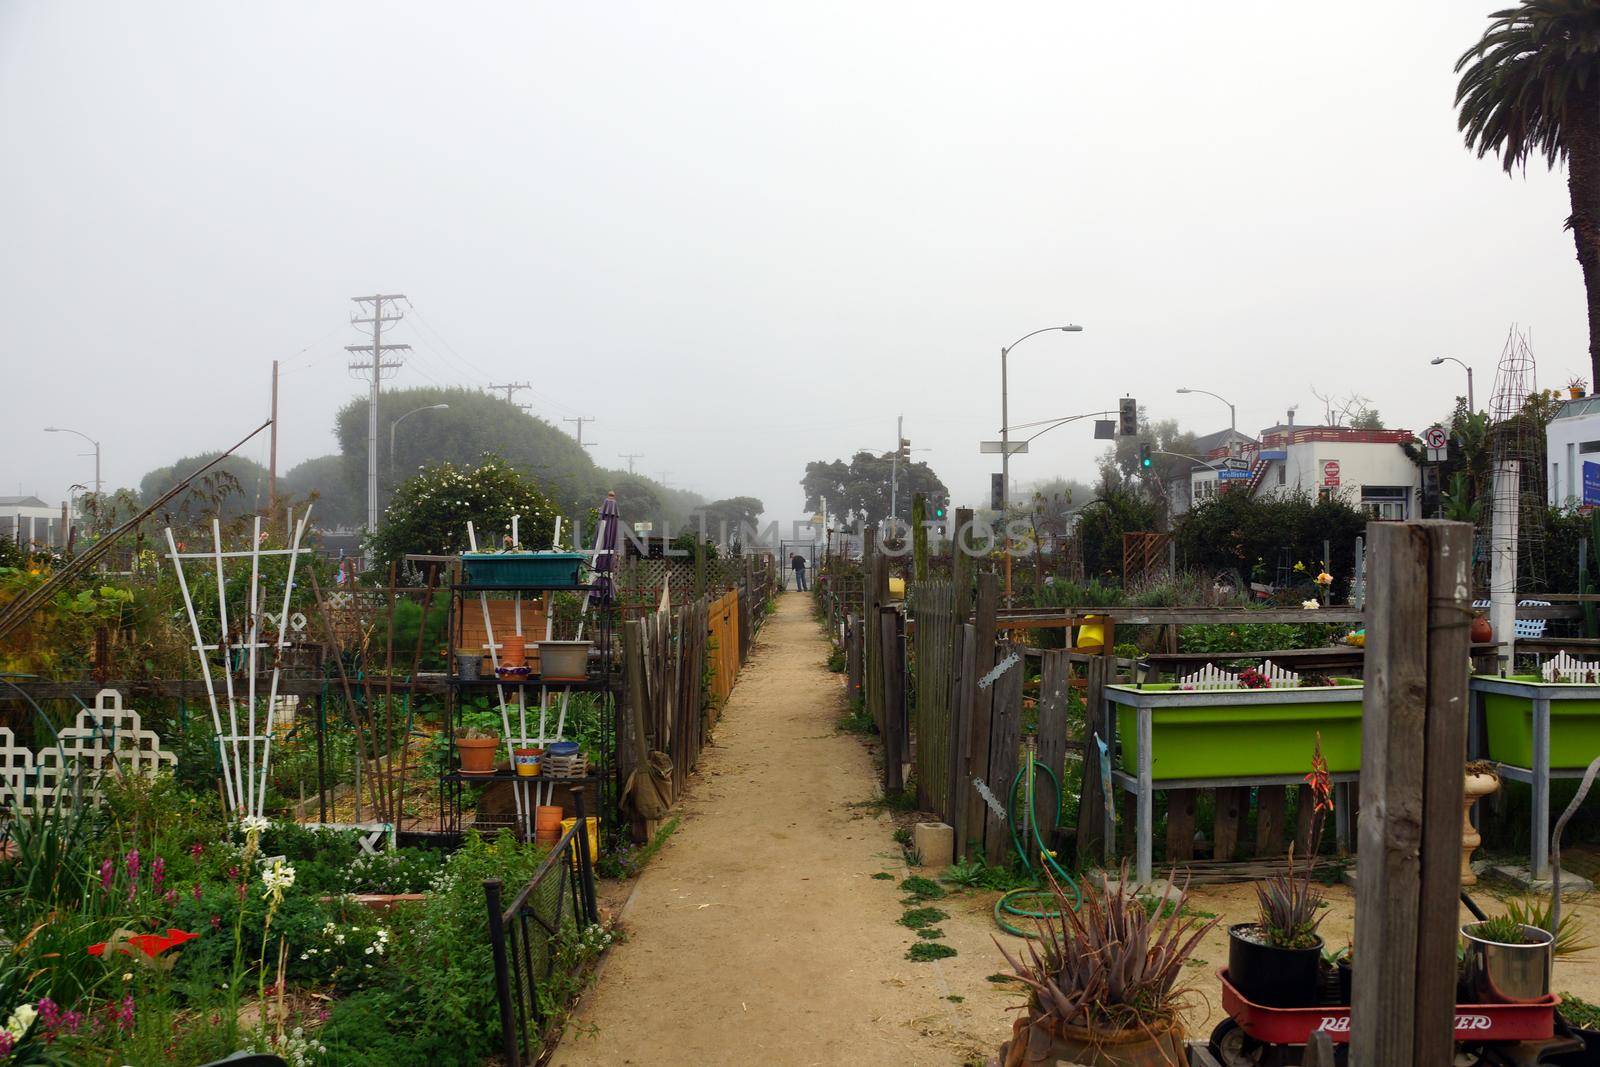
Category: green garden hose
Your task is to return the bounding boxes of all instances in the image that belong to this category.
[993,743,1082,937]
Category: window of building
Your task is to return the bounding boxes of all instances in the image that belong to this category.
[1360,486,1408,521]
[1580,441,1600,454]
[1277,464,1285,485]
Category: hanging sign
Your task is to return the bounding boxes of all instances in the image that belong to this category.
[1322,460,1341,487]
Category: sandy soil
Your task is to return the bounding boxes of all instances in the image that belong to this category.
[554,593,1023,1067]
[555,592,1600,1063]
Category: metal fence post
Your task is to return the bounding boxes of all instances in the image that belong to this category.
[571,786,598,924]
[483,878,520,1067]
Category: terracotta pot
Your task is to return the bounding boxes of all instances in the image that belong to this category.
[1471,615,1493,644]
[534,804,564,846]
[456,736,500,775]
[997,1014,1185,1067]
[499,633,526,668]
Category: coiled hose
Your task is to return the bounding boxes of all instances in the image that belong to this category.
[993,743,1083,937]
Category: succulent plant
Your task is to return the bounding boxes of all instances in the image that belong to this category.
[994,866,1216,1037]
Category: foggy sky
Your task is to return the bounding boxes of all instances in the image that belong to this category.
[1,2,1585,530]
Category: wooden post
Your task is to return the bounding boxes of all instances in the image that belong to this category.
[912,493,928,583]
[1076,654,1108,864]
[1035,650,1070,846]
[881,606,906,793]
[963,573,999,857]
[863,528,881,732]
[1351,521,1470,1067]
[951,507,974,619]
[846,614,862,703]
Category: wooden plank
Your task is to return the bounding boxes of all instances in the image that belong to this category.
[998,607,1365,626]
[950,624,976,858]
[1076,655,1108,864]
[846,613,862,703]
[985,641,1023,866]
[881,606,905,794]
[964,573,1000,856]
[1035,650,1070,845]
[951,507,974,620]
[1212,786,1247,862]
[1166,788,1196,862]
[1255,788,1286,858]
[1351,522,1429,1065]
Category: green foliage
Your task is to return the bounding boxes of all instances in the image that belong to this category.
[1175,491,1366,598]
[906,941,957,962]
[367,455,558,569]
[1178,622,1341,655]
[941,859,1036,892]
[801,453,949,527]
[826,647,846,673]
[1076,487,1161,582]
[1501,896,1592,957]
[1559,991,1600,1029]
[1469,915,1538,946]
[899,875,946,902]
[838,700,874,735]
[137,452,263,522]
[898,906,949,929]
[870,872,894,881]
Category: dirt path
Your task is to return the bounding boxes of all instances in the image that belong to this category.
[555,592,1017,1067]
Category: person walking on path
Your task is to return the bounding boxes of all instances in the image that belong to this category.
[790,552,807,591]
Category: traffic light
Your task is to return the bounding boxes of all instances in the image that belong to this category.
[897,437,911,461]
[990,473,1004,511]
[933,504,946,520]
[1118,397,1138,437]
[1139,443,1153,470]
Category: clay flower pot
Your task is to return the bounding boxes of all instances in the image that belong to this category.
[1471,615,1493,644]
[456,736,500,775]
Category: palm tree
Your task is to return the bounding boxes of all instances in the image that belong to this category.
[1456,2,1600,387]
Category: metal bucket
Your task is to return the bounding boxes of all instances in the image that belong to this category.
[1461,922,1553,1004]
[456,652,480,681]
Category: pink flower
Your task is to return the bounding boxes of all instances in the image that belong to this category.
[115,995,134,1032]
[99,858,114,891]
[0,1032,14,1056]
[151,856,165,893]
[209,914,221,929]
[163,890,178,906]
[190,842,204,859]
[126,849,140,883]
[192,882,202,902]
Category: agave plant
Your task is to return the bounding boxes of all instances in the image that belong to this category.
[1252,848,1326,949]
[995,866,1216,1038]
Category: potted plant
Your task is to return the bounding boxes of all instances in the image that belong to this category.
[993,869,1216,1066]
[1227,736,1333,1008]
[1461,915,1554,1004]
[456,727,500,775]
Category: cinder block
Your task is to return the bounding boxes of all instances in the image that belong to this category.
[913,822,954,868]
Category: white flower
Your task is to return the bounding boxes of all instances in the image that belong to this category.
[239,815,272,834]
[6,1003,37,1039]
[1301,599,1320,610]
[261,860,297,898]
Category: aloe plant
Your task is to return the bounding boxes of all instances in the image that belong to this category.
[995,866,1216,1036]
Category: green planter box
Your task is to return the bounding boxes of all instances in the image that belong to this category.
[461,551,588,588]
[1475,675,1600,769]
[1110,681,1363,780]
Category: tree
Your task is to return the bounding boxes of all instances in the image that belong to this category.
[281,454,362,526]
[367,455,557,570]
[1457,1,1600,387]
[137,452,265,522]
[800,453,949,526]
[1075,486,1161,582]
[695,496,765,540]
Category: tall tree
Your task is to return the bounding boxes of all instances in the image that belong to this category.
[1457,2,1600,385]
[800,452,949,526]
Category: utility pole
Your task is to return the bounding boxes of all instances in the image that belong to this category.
[488,382,532,411]
[268,359,279,514]
[346,294,409,566]
[564,416,596,448]
[618,452,643,474]
[891,414,909,526]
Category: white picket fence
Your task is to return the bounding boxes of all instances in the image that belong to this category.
[1178,660,1302,690]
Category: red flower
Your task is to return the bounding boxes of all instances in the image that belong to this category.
[88,928,199,959]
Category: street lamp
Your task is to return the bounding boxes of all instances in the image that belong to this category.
[1175,387,1238,454]
[1430,356,1475,411]
[389,404,449,479]
[999,326,1083,519]
[44,426,102,501]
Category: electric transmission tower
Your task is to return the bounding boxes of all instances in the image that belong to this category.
[346,293,409,562]
[488,382,532,411]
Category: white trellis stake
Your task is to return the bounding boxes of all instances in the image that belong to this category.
[166,507,310,821]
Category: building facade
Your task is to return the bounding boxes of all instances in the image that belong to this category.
[1186,426,1421,519]
[1546,394,1600,507]
[0,496,64,547]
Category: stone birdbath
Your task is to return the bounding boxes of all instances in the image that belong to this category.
[1462,760,1501,886]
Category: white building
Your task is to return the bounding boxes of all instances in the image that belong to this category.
[1546,394,1600,507]
[0,495,64,547]
[1187,425,1422,519]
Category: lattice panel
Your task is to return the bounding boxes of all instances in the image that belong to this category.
[31,689,177,813]
[0,726,35,814]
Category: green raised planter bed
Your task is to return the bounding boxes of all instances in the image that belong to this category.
[1475,675,1600,769]
[1109,681,1363,780]
[461,551,589,588]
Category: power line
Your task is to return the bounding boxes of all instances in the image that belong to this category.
[618,452,643,474]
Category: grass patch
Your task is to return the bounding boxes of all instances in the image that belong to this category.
[916,928,945,940]
[838,701,874,735]
[946,995,964,1003]
[900,875,947,901]
[986,973,1016,984]
[1141,896,1218,921]
[827,648,846,672]
[871,871,894,880]
[907,942,958,962]
[892,827,912,846]
[898,906,949,929]
[1561,992,1600,1029]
